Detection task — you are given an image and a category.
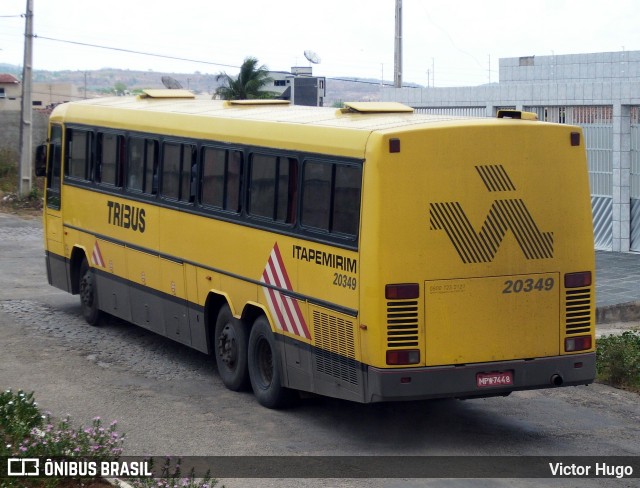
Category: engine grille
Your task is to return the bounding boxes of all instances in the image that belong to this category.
[387,300,419,348]
[313,310,358,385]
[565,287,592,335]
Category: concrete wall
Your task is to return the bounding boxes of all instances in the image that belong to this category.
[500,51,640,84]
[0,110,49,154]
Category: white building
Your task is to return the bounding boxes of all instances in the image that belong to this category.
[270,67,326,107]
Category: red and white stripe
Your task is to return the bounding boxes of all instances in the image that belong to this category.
[91,241,105,268]
[261,243,311,340]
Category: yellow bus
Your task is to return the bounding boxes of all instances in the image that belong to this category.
[37,91,596,408]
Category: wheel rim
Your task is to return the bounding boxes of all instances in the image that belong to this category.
[255,336,274,387]
[218,323,238,370]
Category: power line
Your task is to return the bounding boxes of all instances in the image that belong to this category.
[33,34,421,89]
[34,35,242,70]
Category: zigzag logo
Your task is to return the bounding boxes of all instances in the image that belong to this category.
[429,165,553,263]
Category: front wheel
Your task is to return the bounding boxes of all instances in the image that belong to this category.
[79,259,102,326]
[248,316,296,409]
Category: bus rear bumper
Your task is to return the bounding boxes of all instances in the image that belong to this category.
[365,353,596,403]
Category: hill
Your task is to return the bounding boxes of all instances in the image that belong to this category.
[0,64,420,106]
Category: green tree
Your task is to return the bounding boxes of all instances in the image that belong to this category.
[214,57,276,100]
[113,81,127,96]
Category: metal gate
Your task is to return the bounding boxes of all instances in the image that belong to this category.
[525,106,613,250]
[631,107,640,251]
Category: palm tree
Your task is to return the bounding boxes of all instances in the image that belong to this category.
[214,57,277,100]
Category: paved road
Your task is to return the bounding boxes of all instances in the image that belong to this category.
[1,212,639,488]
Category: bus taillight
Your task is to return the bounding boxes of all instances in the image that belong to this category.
[386,349,420,365]
[564,271,592,288]
[385,283,419,300]
[565,335,592,352]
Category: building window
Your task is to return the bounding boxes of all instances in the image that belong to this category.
[274,80,287,87]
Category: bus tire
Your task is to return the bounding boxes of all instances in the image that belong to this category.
[214,305,250,391]
[79,259,102,326]
[248,316,296,409]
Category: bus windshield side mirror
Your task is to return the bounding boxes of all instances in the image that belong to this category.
[35,144,47,177]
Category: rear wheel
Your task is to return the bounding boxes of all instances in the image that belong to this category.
[79,259,102,326]
[214,305,250,391]
[248,316,296,408]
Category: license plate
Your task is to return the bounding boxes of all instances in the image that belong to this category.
[476,371,513,388]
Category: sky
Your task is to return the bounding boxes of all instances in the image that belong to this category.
[0,0,638,87]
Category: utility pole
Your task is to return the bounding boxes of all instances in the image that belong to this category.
[394,0,402,88]
[18,0,34,197]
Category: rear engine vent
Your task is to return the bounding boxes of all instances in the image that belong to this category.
[313,311,358,385]
[565,287,592,335]
[387,300,419,348]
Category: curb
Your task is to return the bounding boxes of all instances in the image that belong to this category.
[596,300,640,324]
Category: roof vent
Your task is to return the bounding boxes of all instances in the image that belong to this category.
[340,102,414,114]
[224,100,290,107]
[138,89,195,99]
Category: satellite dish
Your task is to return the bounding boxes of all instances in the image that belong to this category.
[304,50,321,64]
[161,76,183,89]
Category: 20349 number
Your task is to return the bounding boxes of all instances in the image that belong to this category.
[503,277,554,294]
[333,273,357,290]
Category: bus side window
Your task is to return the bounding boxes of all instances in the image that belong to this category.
[301,161,362,238]
[46,125,63,210]
[301,161,332,231]
[332,164,362,236]
[162,142,181,200]
[96,132,124,187]
[145,140,159,195]
[64,129,92,181]
[226,150,243,212]
[249,153,297,224]
[127,137,145,192]
[201,147,243,212]
[161,141,196,203]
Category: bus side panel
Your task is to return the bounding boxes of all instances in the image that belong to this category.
[185,264,208,354]
[159,257,191,346]
[44,213,70,292]
[93,241,131,322]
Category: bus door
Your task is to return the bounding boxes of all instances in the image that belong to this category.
[44,124,69,291]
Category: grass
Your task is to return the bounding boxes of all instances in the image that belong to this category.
[596,330,640,392]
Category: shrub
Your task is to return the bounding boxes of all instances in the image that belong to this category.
[596,330,640,391]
